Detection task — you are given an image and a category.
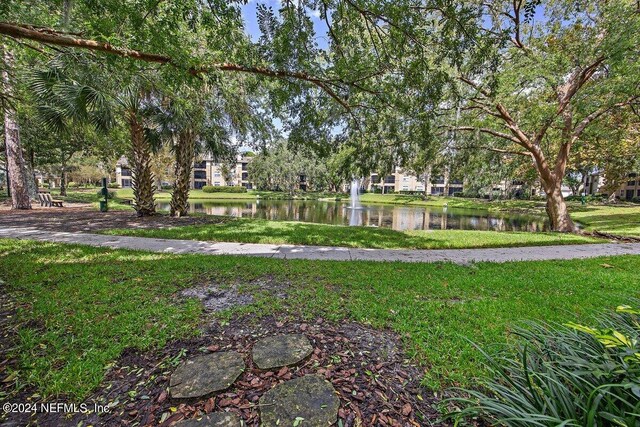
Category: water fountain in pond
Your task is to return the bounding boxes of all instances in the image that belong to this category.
[349,179,361,209]
[349,178,363,226]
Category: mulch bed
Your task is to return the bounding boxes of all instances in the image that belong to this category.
[3,315,454,427]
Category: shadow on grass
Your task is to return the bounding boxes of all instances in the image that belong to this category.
[104,218,601,249]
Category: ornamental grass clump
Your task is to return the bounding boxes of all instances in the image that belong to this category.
[448,305,640,426]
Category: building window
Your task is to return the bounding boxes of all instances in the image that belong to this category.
[402,186,409,190]
[242,172,249,181]
[194,161,206,169]
[431,186,443,195]
[214,182,221,186]
[628,180,637,186]
[121,168,132,177]
[194,170,206,180]
[384,176,395,184]
[194,181,206,189]
[242,163,248,171]
[433,176,445,184]
[370,174,380,184]
[121,179,132,188]
[214,172,221,177]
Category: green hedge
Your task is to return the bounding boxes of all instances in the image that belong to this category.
[202,185,247,193]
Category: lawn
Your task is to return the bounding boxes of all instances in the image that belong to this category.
[103,218,602,249]
[1,238,638,399]
[571,205,640,236]
[115,188,260,200]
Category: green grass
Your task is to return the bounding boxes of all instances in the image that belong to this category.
[2,238,639,399]
[50,189,135,211]
[102,218,602,249]
[111,188,340,201]
[570,205,640,236]
[117,188,260,200]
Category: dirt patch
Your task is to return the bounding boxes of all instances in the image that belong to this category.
[180,285,255,312]
[2,316,453,427]
[0,207,228,233]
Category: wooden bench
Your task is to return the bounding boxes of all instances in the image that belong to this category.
[38,191,64,207]
[37,192,47,207]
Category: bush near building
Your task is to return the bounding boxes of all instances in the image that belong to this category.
[202,185,247,193]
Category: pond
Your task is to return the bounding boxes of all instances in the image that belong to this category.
[157,199,550,232]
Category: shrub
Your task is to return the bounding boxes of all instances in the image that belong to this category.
[201,185,247,193]
[96,190,116,199]
[565,194,607,202]
[107,183,120,189]
[161,184,173,190]
[66,181,78,188]
[447,304,640,426]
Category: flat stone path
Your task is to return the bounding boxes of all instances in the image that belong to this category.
[252,334,313,369]
[1,226,640,264]
[170,352,245,398]
[260,375,340,427]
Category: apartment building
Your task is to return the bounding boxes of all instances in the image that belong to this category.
[366,167,464,195]
[115,155,254,189]
[115,156,133,188]
[585,171,640,200]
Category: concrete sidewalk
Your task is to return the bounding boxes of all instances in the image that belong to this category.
[1,226,640,264]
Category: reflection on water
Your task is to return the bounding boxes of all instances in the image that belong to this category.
[156,200,549,232]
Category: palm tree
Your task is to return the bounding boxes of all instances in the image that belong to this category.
[151,91,237,217]
[120,88,157,216]
[29,57,113,196]
[30,58,160,215]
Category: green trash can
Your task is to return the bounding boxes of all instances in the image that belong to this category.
[99,200,108,212]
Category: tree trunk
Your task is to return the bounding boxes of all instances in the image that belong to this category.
[544,184,576,232]
[170,130,194,217]
[59,154,67,196]
[2,46,31,209]
[127,110,155,216]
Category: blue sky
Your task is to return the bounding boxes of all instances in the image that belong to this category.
[241,0,330,48]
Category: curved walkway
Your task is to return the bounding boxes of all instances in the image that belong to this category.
[1,226,640,264]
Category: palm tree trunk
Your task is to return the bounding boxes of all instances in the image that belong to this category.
[170,130,194,217]
[2,46,31,209]
[127,110,155,216]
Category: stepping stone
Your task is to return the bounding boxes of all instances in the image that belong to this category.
[175,412,243,427]
[260,375,340,427]
[252,334,313,369]
[170,352,245,399]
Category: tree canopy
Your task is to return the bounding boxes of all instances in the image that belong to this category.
[2,0,639,229]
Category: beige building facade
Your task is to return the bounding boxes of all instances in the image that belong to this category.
[115,155,254,190]
[365,167,464,195]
